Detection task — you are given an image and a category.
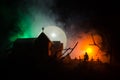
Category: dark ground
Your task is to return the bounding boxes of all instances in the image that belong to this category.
[1,54,120,80]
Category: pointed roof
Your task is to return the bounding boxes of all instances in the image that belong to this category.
[35,32,51,44]
[38,32,51,41]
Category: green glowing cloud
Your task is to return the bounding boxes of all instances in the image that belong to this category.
[10,8,56,42]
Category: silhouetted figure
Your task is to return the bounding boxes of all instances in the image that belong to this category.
[84,52,89,62]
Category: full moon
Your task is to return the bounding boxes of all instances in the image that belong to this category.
[44,26,67,49]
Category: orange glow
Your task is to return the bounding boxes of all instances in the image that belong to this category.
[86,47,92,54]
[85,46,97,60]
[68,31,109,63]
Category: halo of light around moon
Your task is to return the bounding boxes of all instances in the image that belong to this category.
[44,26,67,49]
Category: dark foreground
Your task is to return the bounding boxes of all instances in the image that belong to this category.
[1,56,120,80]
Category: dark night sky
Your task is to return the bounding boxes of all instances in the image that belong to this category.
[1,0,120,62]
[53,0,120,62]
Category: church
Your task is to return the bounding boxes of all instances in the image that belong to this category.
[8,28,63,65]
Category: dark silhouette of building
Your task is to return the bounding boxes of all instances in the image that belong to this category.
[8,32,50,64]
[8,31,64,65]
[51,41,63,59]
[7,31,65,80]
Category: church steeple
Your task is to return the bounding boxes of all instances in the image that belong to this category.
[34,27,51,46]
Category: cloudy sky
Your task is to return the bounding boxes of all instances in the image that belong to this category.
[1,0,120,62]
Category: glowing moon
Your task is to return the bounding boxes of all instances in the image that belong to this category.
[44,26,67,49]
